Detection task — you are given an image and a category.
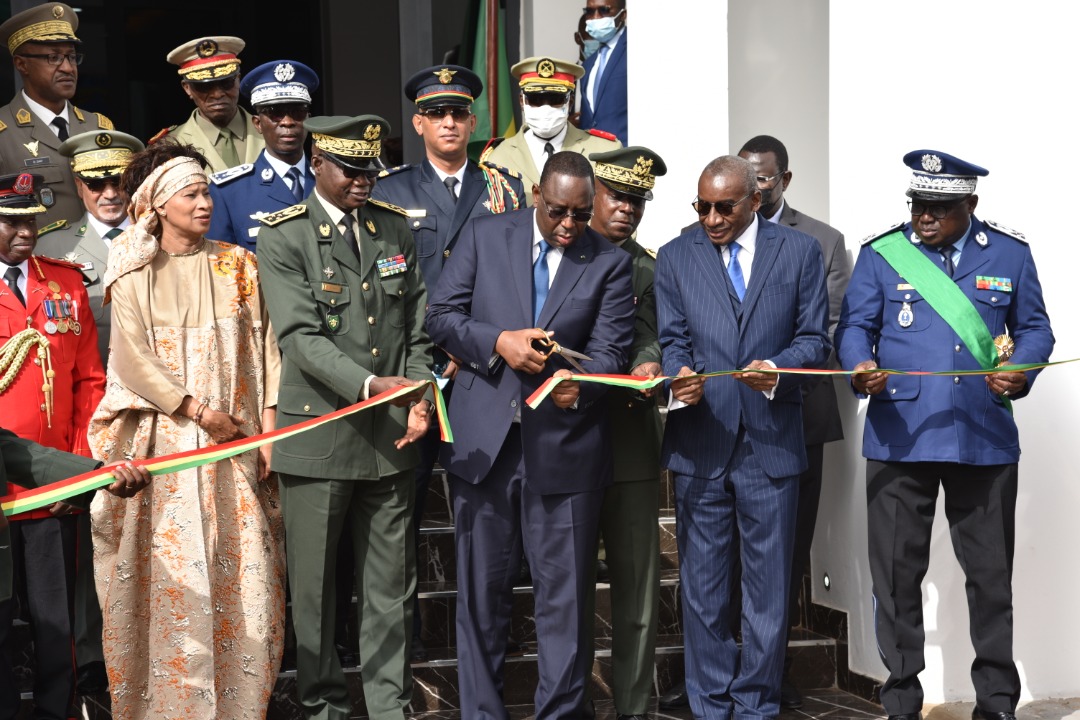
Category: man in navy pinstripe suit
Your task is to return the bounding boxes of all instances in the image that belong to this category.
[654,155,830,720]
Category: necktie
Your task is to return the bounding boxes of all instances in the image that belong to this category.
[287,167,304,203]
[103,227,123,241]
[592,44,611,106]
[51,116,69,141]
[941,246,956,278]
[218,129,240,168]
[444,176,459,205]
[3,266,25,306]
[727,242,746,301]
[543,142,555,167]
[533,241,551,324]
[343,215,361,263]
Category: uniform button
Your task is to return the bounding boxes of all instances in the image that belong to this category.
[626,401,635,408]
[304,404,311,412]
[33,358,41,366]
[39,403,46,411]
[330,298,336,306]
[413,220,421,228]
[890,388,896,395]
[991,296,998,303]
[955,345,961,352]
[510,400,518,408]
[904,293,912,300]
[362,282,371,291]
[368,316,376,325]
[372,347,380,357]
[443,249,451,258]
[954,376,961,384]
[398,289,404,296]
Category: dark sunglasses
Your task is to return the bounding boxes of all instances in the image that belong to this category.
[539,190,593,223]
[692,190,753,217]
[82,176,121,193]
[258,104,310,123]
[582,5,616,17]
[523,92,569,108]
[420,106,472,122]
[907,199,964,220]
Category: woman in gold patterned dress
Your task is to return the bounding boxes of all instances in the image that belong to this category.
[87,143,284,720]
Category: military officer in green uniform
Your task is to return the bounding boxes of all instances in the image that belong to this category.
[586,146,667,720]
[0,3,115,227]
[256,115,433,720]
[153,36,264,173]
[482,56,620,205]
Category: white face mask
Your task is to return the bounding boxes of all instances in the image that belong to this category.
[523,102,570,139]
[585,9,624,44]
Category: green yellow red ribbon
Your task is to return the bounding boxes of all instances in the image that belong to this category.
[2,380,451,517]
[525,359,1077,409]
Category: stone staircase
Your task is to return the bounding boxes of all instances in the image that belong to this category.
[12,467,844,718]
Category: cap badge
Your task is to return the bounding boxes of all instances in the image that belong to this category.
[53,5,64,18]
[274,63,295,83]
[632,156,654,178]
[95,133,112,148]
[537,59,556,78]
[363,124,381,141]
[196,39,219,58]
[13,173,34,195]
[921,154,943,173]
[436,67,456,84]
[23,140,39,158]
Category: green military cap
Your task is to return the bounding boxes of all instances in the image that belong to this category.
[59,130,145,180]
[0,2,79,55]
[589,146,668,201]
[511,56,584,94]
[305,115,390,172]
[166,35,244,82]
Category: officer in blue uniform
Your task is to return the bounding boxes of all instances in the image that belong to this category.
[370,63,524,661]
[208,60,318,251]
[836,151,1055,720]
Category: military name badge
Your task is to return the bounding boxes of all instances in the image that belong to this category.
[326,313,341,332]
[377,254,407,277]
[898,301,914,328]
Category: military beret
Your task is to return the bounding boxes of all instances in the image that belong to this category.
[306,115,390,172]
[590,146,668,201]
[511,56,584,94]
[405,65,482,108]
[0,173,46,215]
[0,3,78,55]
[59,130,144,180]
[904,149,989,201]
[167,35,244,83]
[241,60,319,107]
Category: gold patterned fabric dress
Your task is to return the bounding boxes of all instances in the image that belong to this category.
[88,241,284,720]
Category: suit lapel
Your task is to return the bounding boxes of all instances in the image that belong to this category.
[690,227,737,326]
[23,263,47,318]
[418,160,457,220]
[951,222,992,282]
[77,226,109,286]
[537,231,592,328]
[355,205,381,280]
[256,154,299,207]
[507,210,534,326]
[741,219,781,316]
[312,200,361,276]
[594,33,626,107]
[446,162,486,244]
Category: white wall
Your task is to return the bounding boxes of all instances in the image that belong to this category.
[825,0,1080,701]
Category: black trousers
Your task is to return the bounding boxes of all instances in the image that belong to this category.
[866,460,1021,715]
[0,515,79,720]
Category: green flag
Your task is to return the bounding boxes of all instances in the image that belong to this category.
[469,0,516,150]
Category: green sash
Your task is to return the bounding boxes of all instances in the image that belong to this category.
[871,231,1010,410]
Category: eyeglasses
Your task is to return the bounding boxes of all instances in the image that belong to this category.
[582,5,617,17]
[17,51,83,67]
[692,190,753,217]
[82,176,121,193]
[258,104,310,123]
[419,106,472,122]
[523,92,569,108]
[755,171,785,187]
[539,190,593,223]
[907,200,963,220]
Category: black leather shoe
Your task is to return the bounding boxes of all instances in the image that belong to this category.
[410,637,428,663]
[780,675,803,709]
[506,636,528,657]
[658,681,688,709]
[596,559,610,582]
[972,709,1016,720]
[76,661,109,695]
[887,714,923,720]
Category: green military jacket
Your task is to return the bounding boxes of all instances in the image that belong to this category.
[0,428,99,600]
[606,237,663,483]
[256,195,433,480]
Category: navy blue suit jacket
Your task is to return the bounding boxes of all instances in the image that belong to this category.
[580,30,628,145]
[208,150,314,252]
[656,218,831,480]
[426,208,635,494]
[372,159,525,292]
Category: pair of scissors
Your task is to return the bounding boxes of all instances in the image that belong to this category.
[533,330,592,373]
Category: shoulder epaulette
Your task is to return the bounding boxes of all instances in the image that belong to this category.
[36,219,67,237]
[35,254,83,271]
[984,219,1028,243]
[481,161,520,179]
[588,128,618,142]
[860,221,905,246]
[210,164,255,185]
[377,163,414,179]
[0,120,7,133]
[148,127,176,145]
[644,246,657,260]
[259,204,307,226]
[96,112,114,130]
[478,136,506,164]
[368,198,409,217]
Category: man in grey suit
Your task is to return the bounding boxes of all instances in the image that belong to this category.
[739,134,850,708]
[655,155,830,720]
